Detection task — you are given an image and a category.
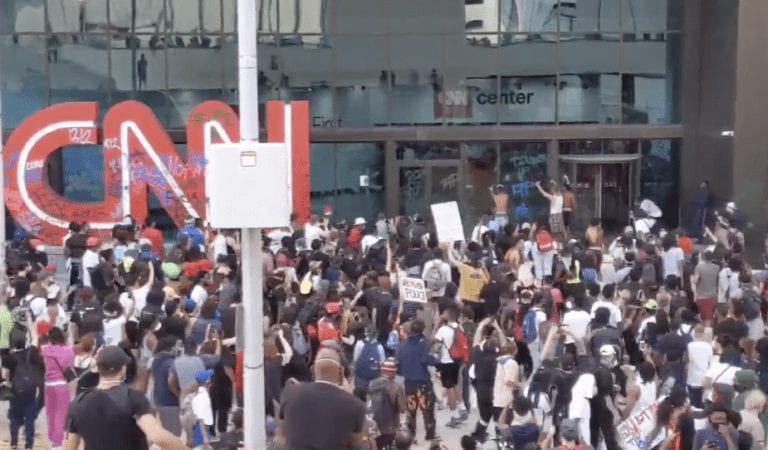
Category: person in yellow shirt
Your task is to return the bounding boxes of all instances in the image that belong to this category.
[458,255,489,319]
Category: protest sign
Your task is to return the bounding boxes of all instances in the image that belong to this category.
[399,277,428,303]
[431,201,465,242]
[616,397,665,450]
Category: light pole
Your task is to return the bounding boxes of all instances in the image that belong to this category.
[237,0,267,448]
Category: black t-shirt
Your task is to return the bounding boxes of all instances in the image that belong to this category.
[371,289,394,337]
[67,384,153,450]
[280,382,366,450]
[480,281,504,316]
[65,234,87,259]
[71,302,104,336]
[158,315,187,342]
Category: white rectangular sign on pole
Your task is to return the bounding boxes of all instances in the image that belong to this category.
[399,277,428,304]
[430,201,465,242]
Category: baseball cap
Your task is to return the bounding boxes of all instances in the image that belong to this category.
[97,345,131,372]
[560,418,579,441]
[643,299,658,310]
[195,369,214,385]
[183,297,197,313]
[599,345,617,357]
[734,369,758,391]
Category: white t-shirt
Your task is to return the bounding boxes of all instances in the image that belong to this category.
[103,316,127,346]
[493,356,520,408]
[718,268,739,303]
[212,234,229,262]
[191,387,214,426]
[421,259,452,298]
[687,340,714,387]
[549,194,564,214]
[304,223,325,243]
[119,292,136,319]
[704,361,738,401]
[26,296,47,321]
[471,225,489,243]
[590,299,622,328]
[637,316,657,343]
[82,250,100,288]
[562,309,591,344]
[662,247,685,278]
[132,285,150,318]
[361,235,380,255]
[191,284,208,308]
[568,373,596,420]
[435,323,458,364]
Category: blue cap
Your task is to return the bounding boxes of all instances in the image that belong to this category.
[183,297,196,313]
[195,369,214,385]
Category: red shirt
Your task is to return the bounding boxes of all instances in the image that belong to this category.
[183,259,213,277]
[678,236,693,256]
[141,227,165,258]
[234,351,243,394]
[347,227,362,250]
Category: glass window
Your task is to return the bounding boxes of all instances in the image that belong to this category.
[167,42,223,90]
[310,143,336,216]
[444,35,498,125]
[9,0,45,33]
[499,0,559,33]
[48,35,111,106]
[622,0,682,33]
[389,0,463,34]
[222,0,236,33]
[259,0,328,35]
[464,143,498,226]
[641,139,680,226]
[560,139,637,155]
[167,0,222,34]
[333,35,387,127]
[622,32,681,124]
[499,142,548,223]
[334,143,385,222]
[399,167,427,218]
[332,0,387,35]
[565,0,621,33]
[396,142,461,161]
[61,145,104,202]
[46,0,104,33]
[499,34,557,124]
[558,34,621,124]
[0,36,49,127]
[390,35,442,126]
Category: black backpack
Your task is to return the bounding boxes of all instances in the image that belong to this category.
[365,240,388,271]
[736,289,762,321]
[76,303,104,332]
[89,263,110,292]
[11,349,42,396]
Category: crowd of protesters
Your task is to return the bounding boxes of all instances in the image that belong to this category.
[1,186,767,450]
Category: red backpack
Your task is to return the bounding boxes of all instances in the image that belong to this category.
[448,325,470,365]
[536,230,554,252]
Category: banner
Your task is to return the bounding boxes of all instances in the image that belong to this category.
[616,397,665,450]
[430,201,465,242]
[399,277,427,304]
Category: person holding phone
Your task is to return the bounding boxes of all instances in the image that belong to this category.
[692,403,738,450]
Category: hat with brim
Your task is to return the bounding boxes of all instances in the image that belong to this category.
[195,369,214,385]
[97,345,131,372]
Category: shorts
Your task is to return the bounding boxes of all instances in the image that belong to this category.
[549,213,565,234]
[562,210,573,228]
[437,360,461,389]
[696,297,716,322]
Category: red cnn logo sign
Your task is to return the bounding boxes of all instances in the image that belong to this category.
[4,100,310,244]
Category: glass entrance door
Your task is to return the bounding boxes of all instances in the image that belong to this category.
[398,163,461,218]
[562,158,639,233]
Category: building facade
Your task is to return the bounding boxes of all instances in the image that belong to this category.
[0,0,761,235]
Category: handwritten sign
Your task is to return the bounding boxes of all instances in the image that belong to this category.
[616,397,665,450]
[431,201,465,242]
[399,277,427,304]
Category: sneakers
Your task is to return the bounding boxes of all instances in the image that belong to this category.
[446,417,463,428]
[458,409,469,422]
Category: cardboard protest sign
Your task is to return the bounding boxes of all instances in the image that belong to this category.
[431,201,465,242]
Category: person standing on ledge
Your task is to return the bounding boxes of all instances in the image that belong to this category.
[535,180,565,239]
[491,184,510,228]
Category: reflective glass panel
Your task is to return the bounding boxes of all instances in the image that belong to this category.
[640,139,680,226]
[332,0,387,35]
[499,34,557,124]
[499,142,548,223]
[334,143,385,222]
[390,35,442,126]
[310,143,336,215]
[622,0,682,32]
[9,0,45,33]
[48,35,111,106]
[444,35,498,125]
[399,167,427,218]
[564,0,621,33]
[463,143,498,226]
[389,0,463,34]
[622,32,681,124]
[499,0,559,33]
[61,145,104,202]
[396,142,461,161]
[0,35,49,127]
[558,34,621,124]
[333,35,387,127]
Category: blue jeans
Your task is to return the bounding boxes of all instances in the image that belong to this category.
[9,391,37,449]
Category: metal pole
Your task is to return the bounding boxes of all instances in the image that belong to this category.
[237,0,266,448]
[0,43,6,269]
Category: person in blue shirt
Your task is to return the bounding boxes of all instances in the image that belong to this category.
[396,319,438,442]
[190,369,215,449]
[179,217,205,250]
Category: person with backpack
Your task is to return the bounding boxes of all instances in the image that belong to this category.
[521,293,547,379]
[421,249,451,334]
[433,305,469,427]
[733,272,764,344]
[368,358,406,450]
[3,335,44,450]
[70,287,104,344]
[65,345,188,450]
[352,328,385,401]
[531,222,556,282]
[396,319,439,442]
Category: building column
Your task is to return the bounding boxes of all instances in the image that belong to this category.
[546,139,558,184]
[733,0,768,228]
[384,140,398,217]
